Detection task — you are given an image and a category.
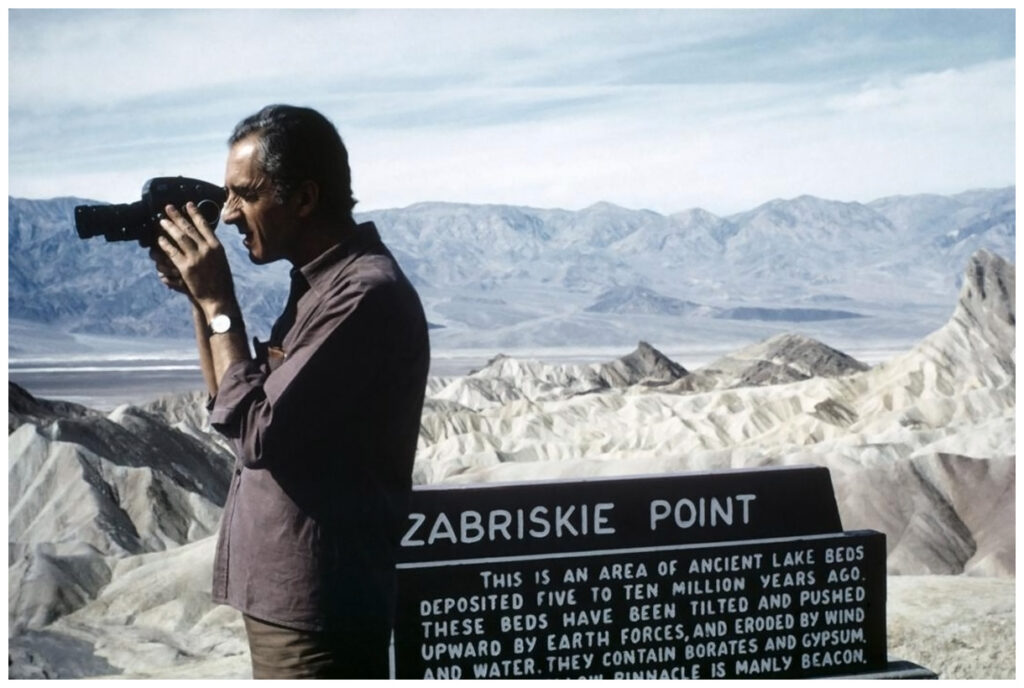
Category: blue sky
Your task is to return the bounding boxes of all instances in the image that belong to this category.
[8,8,1015,215]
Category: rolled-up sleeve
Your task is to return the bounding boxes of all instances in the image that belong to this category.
[208,358,272,428]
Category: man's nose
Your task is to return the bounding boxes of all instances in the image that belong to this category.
[222,197,241,224]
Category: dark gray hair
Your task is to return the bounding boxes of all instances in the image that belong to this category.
[229,104,357,222]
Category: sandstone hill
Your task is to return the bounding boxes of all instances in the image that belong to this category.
[417,251,1014,580]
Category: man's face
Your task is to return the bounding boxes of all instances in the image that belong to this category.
[222,135,295,265]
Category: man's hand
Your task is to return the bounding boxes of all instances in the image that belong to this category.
[156,202,238,321]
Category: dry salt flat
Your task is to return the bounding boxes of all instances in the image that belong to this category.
[8,250,1015,679]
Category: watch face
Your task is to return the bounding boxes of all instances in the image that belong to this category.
[211,314,232,334]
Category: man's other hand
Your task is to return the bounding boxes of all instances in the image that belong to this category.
[149,244,191,296]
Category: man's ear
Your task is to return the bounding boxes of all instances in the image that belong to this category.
[291,180,320,219]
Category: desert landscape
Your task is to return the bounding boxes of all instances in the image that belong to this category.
[8,250,1015,679]
[8,8,1016,680]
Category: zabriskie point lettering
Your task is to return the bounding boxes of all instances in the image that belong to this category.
[401,494,757,547]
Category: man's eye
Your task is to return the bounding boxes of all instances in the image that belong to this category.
[229,189,258,203]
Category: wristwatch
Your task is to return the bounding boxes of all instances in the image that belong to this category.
[207,313,236,336]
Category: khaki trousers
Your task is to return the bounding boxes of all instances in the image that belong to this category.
[243,614,390,679]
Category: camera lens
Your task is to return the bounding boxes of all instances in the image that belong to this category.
[196,199,221,229]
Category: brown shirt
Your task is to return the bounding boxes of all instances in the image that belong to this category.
[208,222,429,632]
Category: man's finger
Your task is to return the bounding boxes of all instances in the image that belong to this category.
[156,234,182,261]
[162,205,203,246]
[150,245,174,268]
[153,254,183,279]
[159,218,195,254]
[185,202,219,245]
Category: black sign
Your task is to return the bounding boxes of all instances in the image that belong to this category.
[390,468,886,680]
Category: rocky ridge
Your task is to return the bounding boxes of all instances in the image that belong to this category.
[414,251,1015,580]
[9,388,234,637]
[670,332,870,392]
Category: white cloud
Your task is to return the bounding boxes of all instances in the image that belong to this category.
[826,60,1013,117]
[5,9,813,113]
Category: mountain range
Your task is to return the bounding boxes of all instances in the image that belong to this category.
[7,187,1015,356]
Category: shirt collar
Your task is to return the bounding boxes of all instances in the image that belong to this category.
[297,221,381,296]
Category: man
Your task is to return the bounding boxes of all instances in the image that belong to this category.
[152,104,430,678]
